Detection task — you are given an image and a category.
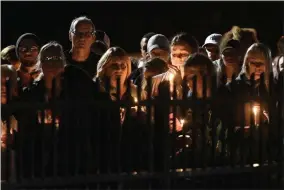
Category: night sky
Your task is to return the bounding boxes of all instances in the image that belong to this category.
[1,1,284,55]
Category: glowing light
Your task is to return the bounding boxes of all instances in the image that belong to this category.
[169,73,175,82]
[252,105,260,116]
[253,163,259,167]
[180,119,185,128]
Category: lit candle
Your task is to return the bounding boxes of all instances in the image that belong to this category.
[252,105,260,126]
[131,97,138,111]
[180,119,185,128]
[169,73,175,99]
[120,108,126,124]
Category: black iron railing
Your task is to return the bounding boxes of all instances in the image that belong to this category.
[1,72,284,189]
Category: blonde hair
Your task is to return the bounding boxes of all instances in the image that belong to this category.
[36,41,66,70]
[96,47,131,82]
[241,43,272,88]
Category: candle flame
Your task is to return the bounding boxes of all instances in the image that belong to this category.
[252,105,260,116]
[180,119,185,128]
[134,97,138,103]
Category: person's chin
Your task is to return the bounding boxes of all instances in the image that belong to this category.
[22,61,36,67]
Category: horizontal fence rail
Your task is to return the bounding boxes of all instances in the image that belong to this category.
[1,72,284,189]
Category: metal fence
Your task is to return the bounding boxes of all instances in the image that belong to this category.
[1,72,284,189]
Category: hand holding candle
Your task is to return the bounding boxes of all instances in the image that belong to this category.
[169,113,183,132]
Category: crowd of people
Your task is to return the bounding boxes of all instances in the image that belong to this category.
[1,16,284,183]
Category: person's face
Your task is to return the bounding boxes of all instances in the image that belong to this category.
[246,53,267,80]
[184,65,208,97]
[149,48,169,63]
[222,48,240,69]
[171,44,191,67]
[140,37,148,59]
[105,57,128,87]
[204,44,219,61]
[70,21,96,51]
[18,39,39,67]
[41,48,64,78]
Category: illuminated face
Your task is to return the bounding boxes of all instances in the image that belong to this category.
[18,39,39,67]
[246,52,267,80]
[204,44,219,61]
[70,21,95,51]
[41,48,64,78]
[105,57,128,88]
[184,65,209,98]
[149,48,169,63]
[170,44,191,67]
[140,37,148,59]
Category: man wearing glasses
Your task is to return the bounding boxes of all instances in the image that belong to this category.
[66,16,101,78]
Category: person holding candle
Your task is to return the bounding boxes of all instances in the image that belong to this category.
[151,32,199,97]
[1,64,18,182]
[172,53,224,167]
[227,43,278,164]
[95,46,148,173]
[16,41,67,177]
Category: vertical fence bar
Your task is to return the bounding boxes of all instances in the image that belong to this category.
[95,80,101,190]
[146,77,153,189]
[163,81,171,189]
[249,74,255,168]
[191,76,197,170]
[181,78,188,172]
[201,75,207,168]
[116,77,122,175]
[240,81,246,168]
[51,78,58,178]
[171,81,177,168]
[278,72,284,186]
[229,76,236,168]
[171,79,177,188]
[5,78,11,182]
[220,74,228,167]
[259,74,265,167]
[40,103,45,179]
[210,74,219,168]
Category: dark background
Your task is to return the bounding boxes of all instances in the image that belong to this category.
[1,1,284,55]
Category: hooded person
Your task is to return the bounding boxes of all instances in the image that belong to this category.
[15,33,42,91]
[219,26,258,63]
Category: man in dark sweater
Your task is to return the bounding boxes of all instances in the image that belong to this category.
[65,16,101,78]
